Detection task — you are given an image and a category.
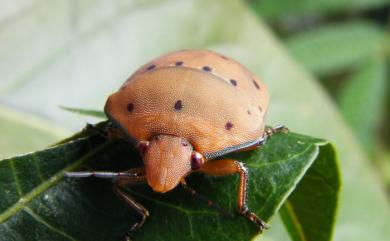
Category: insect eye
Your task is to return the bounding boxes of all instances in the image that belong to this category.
[136,141,149,155]
[191,152,204,170]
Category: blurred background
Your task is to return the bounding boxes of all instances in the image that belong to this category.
[0,0,389,240]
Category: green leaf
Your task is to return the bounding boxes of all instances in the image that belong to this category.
[279,144,339,241]
[377,149,390,187]
[339,58,388,152]
[285,22,385,75]
[249,0,390,20]
[0,125,340,241]
[59,106,106,119]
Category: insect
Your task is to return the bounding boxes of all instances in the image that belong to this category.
[66,49,287,237]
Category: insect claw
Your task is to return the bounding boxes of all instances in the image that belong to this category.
[274,124,288,132]
[239,208,269,233]
[264,124,289,140]
[256,218,269,233]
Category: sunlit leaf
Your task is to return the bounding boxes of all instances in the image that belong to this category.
[249,0,390,20]
[0,105,69,159]
[339,57,388,152]
[59,106,106,119]
[285,22,384,75]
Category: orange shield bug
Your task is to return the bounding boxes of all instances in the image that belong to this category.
[66,49,287,236]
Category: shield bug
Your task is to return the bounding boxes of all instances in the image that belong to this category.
[66,49,287,236]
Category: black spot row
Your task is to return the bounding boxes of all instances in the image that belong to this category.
[127,101,261,116]
[126,100,254,133]
[145,61,261,92]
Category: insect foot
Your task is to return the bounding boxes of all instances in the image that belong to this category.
[239,207,269,233]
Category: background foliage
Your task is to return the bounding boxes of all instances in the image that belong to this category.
[250,0,390,188]
[0,0,389,240]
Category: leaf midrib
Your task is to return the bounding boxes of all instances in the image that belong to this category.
[284,201,308,241]
[0,140,110,223]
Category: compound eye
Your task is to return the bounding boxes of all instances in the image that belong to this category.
[191,152,204,170]
[136,141,149,156]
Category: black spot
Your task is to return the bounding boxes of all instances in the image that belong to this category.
[253,79,260,90]
[202,66,212,72]
[247,110,251,115]
[220,55,228,60]
[147,65,156,70]
[225,122,234,130]
[258,105,262,112]
[175,61,183,66]
[127,103,134,112]
[154,136,160,141]
[230,79,237,86]
[174,100,183,110]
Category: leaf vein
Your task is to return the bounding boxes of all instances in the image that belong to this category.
[0,141,110,223]
[247,145,314,169]
[31,153,45,182]
[9,158,22,196]
[129,190,219,216]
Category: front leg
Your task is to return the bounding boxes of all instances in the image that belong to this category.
[199,159,268,232]
[66,167,149,237]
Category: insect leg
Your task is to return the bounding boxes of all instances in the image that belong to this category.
[180,179,233,218]
[65,167,145,179]
[263,124,289,140]
[65,171,139,178]
[65,167,148,236]
[113,168,148,235]
[114,185,149,232]
[199,159,268,232]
